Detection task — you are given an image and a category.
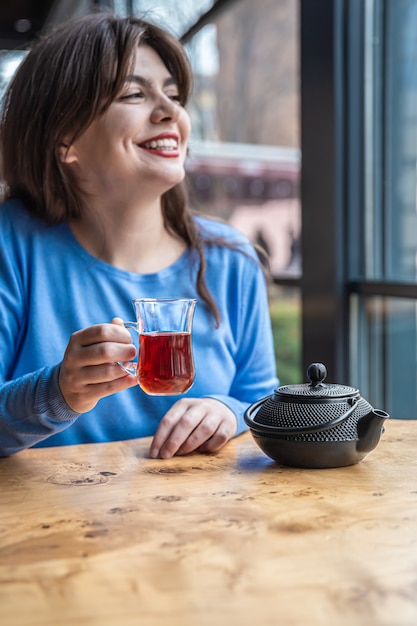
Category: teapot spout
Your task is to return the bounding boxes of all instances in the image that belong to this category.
[356,409,389,453]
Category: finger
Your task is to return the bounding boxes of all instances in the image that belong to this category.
[70,362,137,386]
[195,426,232,454]
[165,401,237,457]
[86,374,138,396]
[173,418,221,456]
[150,399,203,458]
[111,317,125,326]
[156,412,222,459]
[71,323,133,348]
[65,337,136,368]
[60,372,137,413]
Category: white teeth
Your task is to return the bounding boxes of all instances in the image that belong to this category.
[142,138,178,150]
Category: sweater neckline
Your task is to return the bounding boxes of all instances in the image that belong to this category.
[62,222,192,280]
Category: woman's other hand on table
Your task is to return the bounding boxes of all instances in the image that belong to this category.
[149,398,237,459]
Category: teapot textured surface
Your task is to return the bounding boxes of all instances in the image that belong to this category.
[244,362,389,468]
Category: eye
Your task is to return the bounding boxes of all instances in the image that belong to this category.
[118,91,145,101]
[166,92,183,105]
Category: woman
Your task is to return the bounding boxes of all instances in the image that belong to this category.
[0,11,278,457]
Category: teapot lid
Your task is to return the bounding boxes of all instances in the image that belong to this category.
[276,363,359,400]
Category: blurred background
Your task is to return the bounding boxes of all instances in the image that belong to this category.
[1,0,417,419]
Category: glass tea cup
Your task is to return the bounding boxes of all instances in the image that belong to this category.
[120,298,196,396]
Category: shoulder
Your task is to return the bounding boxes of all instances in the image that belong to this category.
[0,198,26,220]
[194,214,247,241]
[0,198,44,235]
[195,216,257,258]
[0,199,70,261]
[193,214,262,274]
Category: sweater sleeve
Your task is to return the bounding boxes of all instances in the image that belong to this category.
[0,206,79,455]
[0,364,80,456]
[205,251,279,436]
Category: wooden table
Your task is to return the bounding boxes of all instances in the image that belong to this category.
[1,420,416,626]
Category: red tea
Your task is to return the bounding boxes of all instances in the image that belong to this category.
[138,332,195,395]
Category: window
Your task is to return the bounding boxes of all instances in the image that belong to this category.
[347,0,417,418]
[300,0,417,419]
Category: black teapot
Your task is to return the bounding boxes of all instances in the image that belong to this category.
[244,363,389,468]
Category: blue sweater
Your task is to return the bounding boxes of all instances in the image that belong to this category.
[0,200,278,455]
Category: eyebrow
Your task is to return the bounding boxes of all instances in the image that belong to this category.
[124,74,178,89]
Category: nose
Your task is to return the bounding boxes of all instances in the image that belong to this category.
[150,95,181,124]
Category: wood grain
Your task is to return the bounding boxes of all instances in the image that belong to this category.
[1,420,416,626]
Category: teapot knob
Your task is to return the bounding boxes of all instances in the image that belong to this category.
[307,362,327,388]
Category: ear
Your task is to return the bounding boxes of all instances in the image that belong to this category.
[58,142,78,164]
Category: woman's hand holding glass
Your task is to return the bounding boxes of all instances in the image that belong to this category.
[58,322,137,414]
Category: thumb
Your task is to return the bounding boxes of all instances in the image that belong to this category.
[111,317,125,326]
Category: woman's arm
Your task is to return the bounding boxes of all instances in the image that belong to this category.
[0,323,138,456]
[0,364,79,456]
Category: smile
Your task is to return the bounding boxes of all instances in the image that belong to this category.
[140,138,178,150]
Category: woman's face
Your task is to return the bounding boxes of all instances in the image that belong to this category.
[61,44,191,200]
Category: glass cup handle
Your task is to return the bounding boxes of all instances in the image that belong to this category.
[118,321,138,376]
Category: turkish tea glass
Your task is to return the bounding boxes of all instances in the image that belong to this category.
[121,298,196,396]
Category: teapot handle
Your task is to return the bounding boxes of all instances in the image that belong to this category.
[246,396,360,436]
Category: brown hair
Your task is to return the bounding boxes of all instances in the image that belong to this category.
[0,11,246,325]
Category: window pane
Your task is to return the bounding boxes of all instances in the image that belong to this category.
[358,0,417,282]
[351,295,417,419]
[269,285,301,385]
[0,51,27,197]
[0,51,26,100]
[115,0,216,33]
[384,1,417,281]
[185,0,301,279]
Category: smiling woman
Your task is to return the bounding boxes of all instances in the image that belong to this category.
[1,13,193,223]
[0,10,278,459]
[59,45,191,212]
